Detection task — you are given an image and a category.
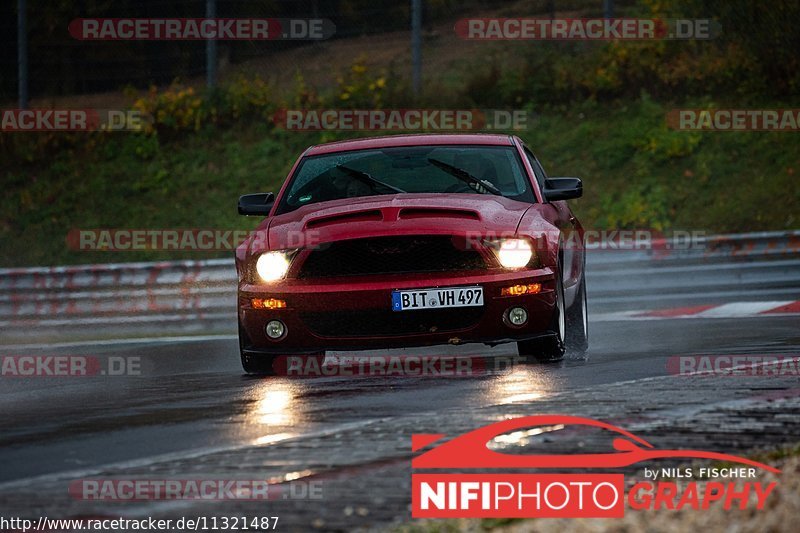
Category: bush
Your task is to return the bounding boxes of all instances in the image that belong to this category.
[461,0,800,109]
[592,183,672,230]
[334,58,390,108]
[132,77,276,137]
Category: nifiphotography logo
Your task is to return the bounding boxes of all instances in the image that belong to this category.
[411,415,779,518]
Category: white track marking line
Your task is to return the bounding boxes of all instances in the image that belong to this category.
[593,301,800,321]
[695,301,793,318]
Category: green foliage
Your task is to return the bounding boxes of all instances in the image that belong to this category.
[2,95,798,267]
[2,4,800,267]
[459,0,800,108]
[132,77,276,137]
[657,0,800,95]
[633,123,703,163]
[594,183,672,230]
[334,57,389,108]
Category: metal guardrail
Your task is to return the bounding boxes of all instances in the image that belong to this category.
[587,230,800,266]
[0,259,236,330]
[587,231,800,307]
[0,231,798,334]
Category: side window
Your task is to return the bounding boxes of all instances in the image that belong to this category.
[522,146,547,195]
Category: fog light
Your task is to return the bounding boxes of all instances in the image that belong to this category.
[506,307,528,327]
[252,298,287,310]
[501,283,542,296]
[265,320,286,339]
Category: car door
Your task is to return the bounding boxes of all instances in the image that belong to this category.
[521,145,582,292]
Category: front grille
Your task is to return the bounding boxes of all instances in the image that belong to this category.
[298,235,486,278]
[301,308,484,337]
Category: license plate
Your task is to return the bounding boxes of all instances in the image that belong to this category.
[391,286,483,311]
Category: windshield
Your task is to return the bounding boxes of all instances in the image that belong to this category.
[276,145,535,214]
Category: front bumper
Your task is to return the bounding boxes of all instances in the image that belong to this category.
[238,268,556,354]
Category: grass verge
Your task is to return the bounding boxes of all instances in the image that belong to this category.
[1,98,798,267]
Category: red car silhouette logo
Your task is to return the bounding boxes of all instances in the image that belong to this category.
[412,415,780,473]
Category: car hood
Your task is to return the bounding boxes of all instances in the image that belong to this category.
[259,194,535,252]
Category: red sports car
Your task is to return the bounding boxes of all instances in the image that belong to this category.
[235,134,587,374]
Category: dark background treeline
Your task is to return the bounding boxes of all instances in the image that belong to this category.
[1,0,798,103]
[0,0,537,101]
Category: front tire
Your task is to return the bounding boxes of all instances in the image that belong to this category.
[565,274,589,353]
[517,268,566,363]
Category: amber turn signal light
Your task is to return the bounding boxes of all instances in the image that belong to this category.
[501,283,542,296]
[251,298,287,310]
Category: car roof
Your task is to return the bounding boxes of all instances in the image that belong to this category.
[304,133,516,156]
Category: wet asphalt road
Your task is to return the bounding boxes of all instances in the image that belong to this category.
[1,315,797,484]
[1,254,799,531]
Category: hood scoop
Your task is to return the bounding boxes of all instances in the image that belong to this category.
[305,209,383,229]
[304,206,482,229]
[398,207,481,221]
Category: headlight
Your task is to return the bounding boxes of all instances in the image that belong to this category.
[495,239,533,269]
[255,251,292,282]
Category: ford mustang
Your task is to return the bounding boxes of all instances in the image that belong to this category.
[235,134,587,374]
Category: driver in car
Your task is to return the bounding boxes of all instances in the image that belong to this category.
[331,168,373,198]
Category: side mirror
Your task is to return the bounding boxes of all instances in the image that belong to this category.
[544,177,582,201]
[238,192,275,216]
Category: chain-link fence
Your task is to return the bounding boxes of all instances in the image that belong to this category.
[1,0,633,104]
[2,1,797,106]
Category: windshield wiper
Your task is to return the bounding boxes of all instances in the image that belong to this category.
[336,165,407,194]
[427,158,502,196]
